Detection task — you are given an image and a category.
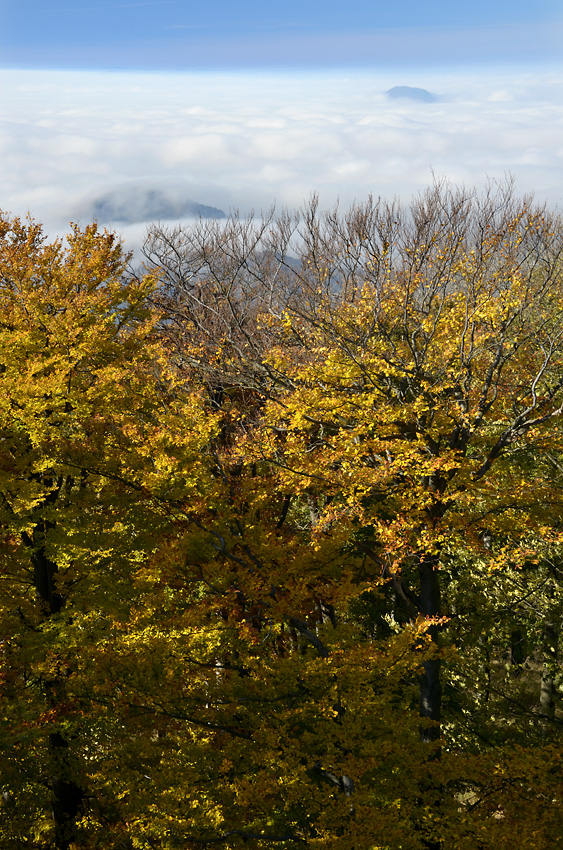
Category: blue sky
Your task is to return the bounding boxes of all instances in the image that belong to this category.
[1,0,562,69]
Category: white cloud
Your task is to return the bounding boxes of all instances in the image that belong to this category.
[1,66,563,250]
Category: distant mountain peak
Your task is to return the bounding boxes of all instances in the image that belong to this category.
[75,185,226,224]
[386,86,437,103]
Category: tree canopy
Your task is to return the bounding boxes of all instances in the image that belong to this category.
[1,183,563,849]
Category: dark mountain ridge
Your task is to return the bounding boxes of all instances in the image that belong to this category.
[386,86,437,102]
[76,185,226,224]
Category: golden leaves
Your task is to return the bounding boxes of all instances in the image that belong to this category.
[3,195,563,849]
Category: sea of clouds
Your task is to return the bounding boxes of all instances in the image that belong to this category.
[2,67,562,249]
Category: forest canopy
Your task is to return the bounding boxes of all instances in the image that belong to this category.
[1,182,563,849]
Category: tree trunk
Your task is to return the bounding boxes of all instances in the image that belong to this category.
[31,545,63,615]
[27,531,85,848]
[416,558,444,849]
[418,556,442,744]
[540,620,557,723]
[510,628,525,675]
[49,732,85,850]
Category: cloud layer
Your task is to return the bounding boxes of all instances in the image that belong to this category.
[2,67,562,246]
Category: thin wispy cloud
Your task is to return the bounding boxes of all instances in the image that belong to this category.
[57,1,176,10]
[114,1,175,6]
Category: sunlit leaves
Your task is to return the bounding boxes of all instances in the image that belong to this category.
[2,188,563,849]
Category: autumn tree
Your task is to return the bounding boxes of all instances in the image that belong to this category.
[2,180,563,849]
[0,217,448,850]
[143,181,563,847]
[0,215,220,848]
[0,216,430,850]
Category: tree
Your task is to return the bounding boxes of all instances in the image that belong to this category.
[0,218,440,850]
[0,215,218,848]
[2,181,563,849]
[142,181,563,847]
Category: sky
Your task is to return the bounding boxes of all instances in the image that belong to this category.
[1,1,562,244]
[1,0,562,69]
